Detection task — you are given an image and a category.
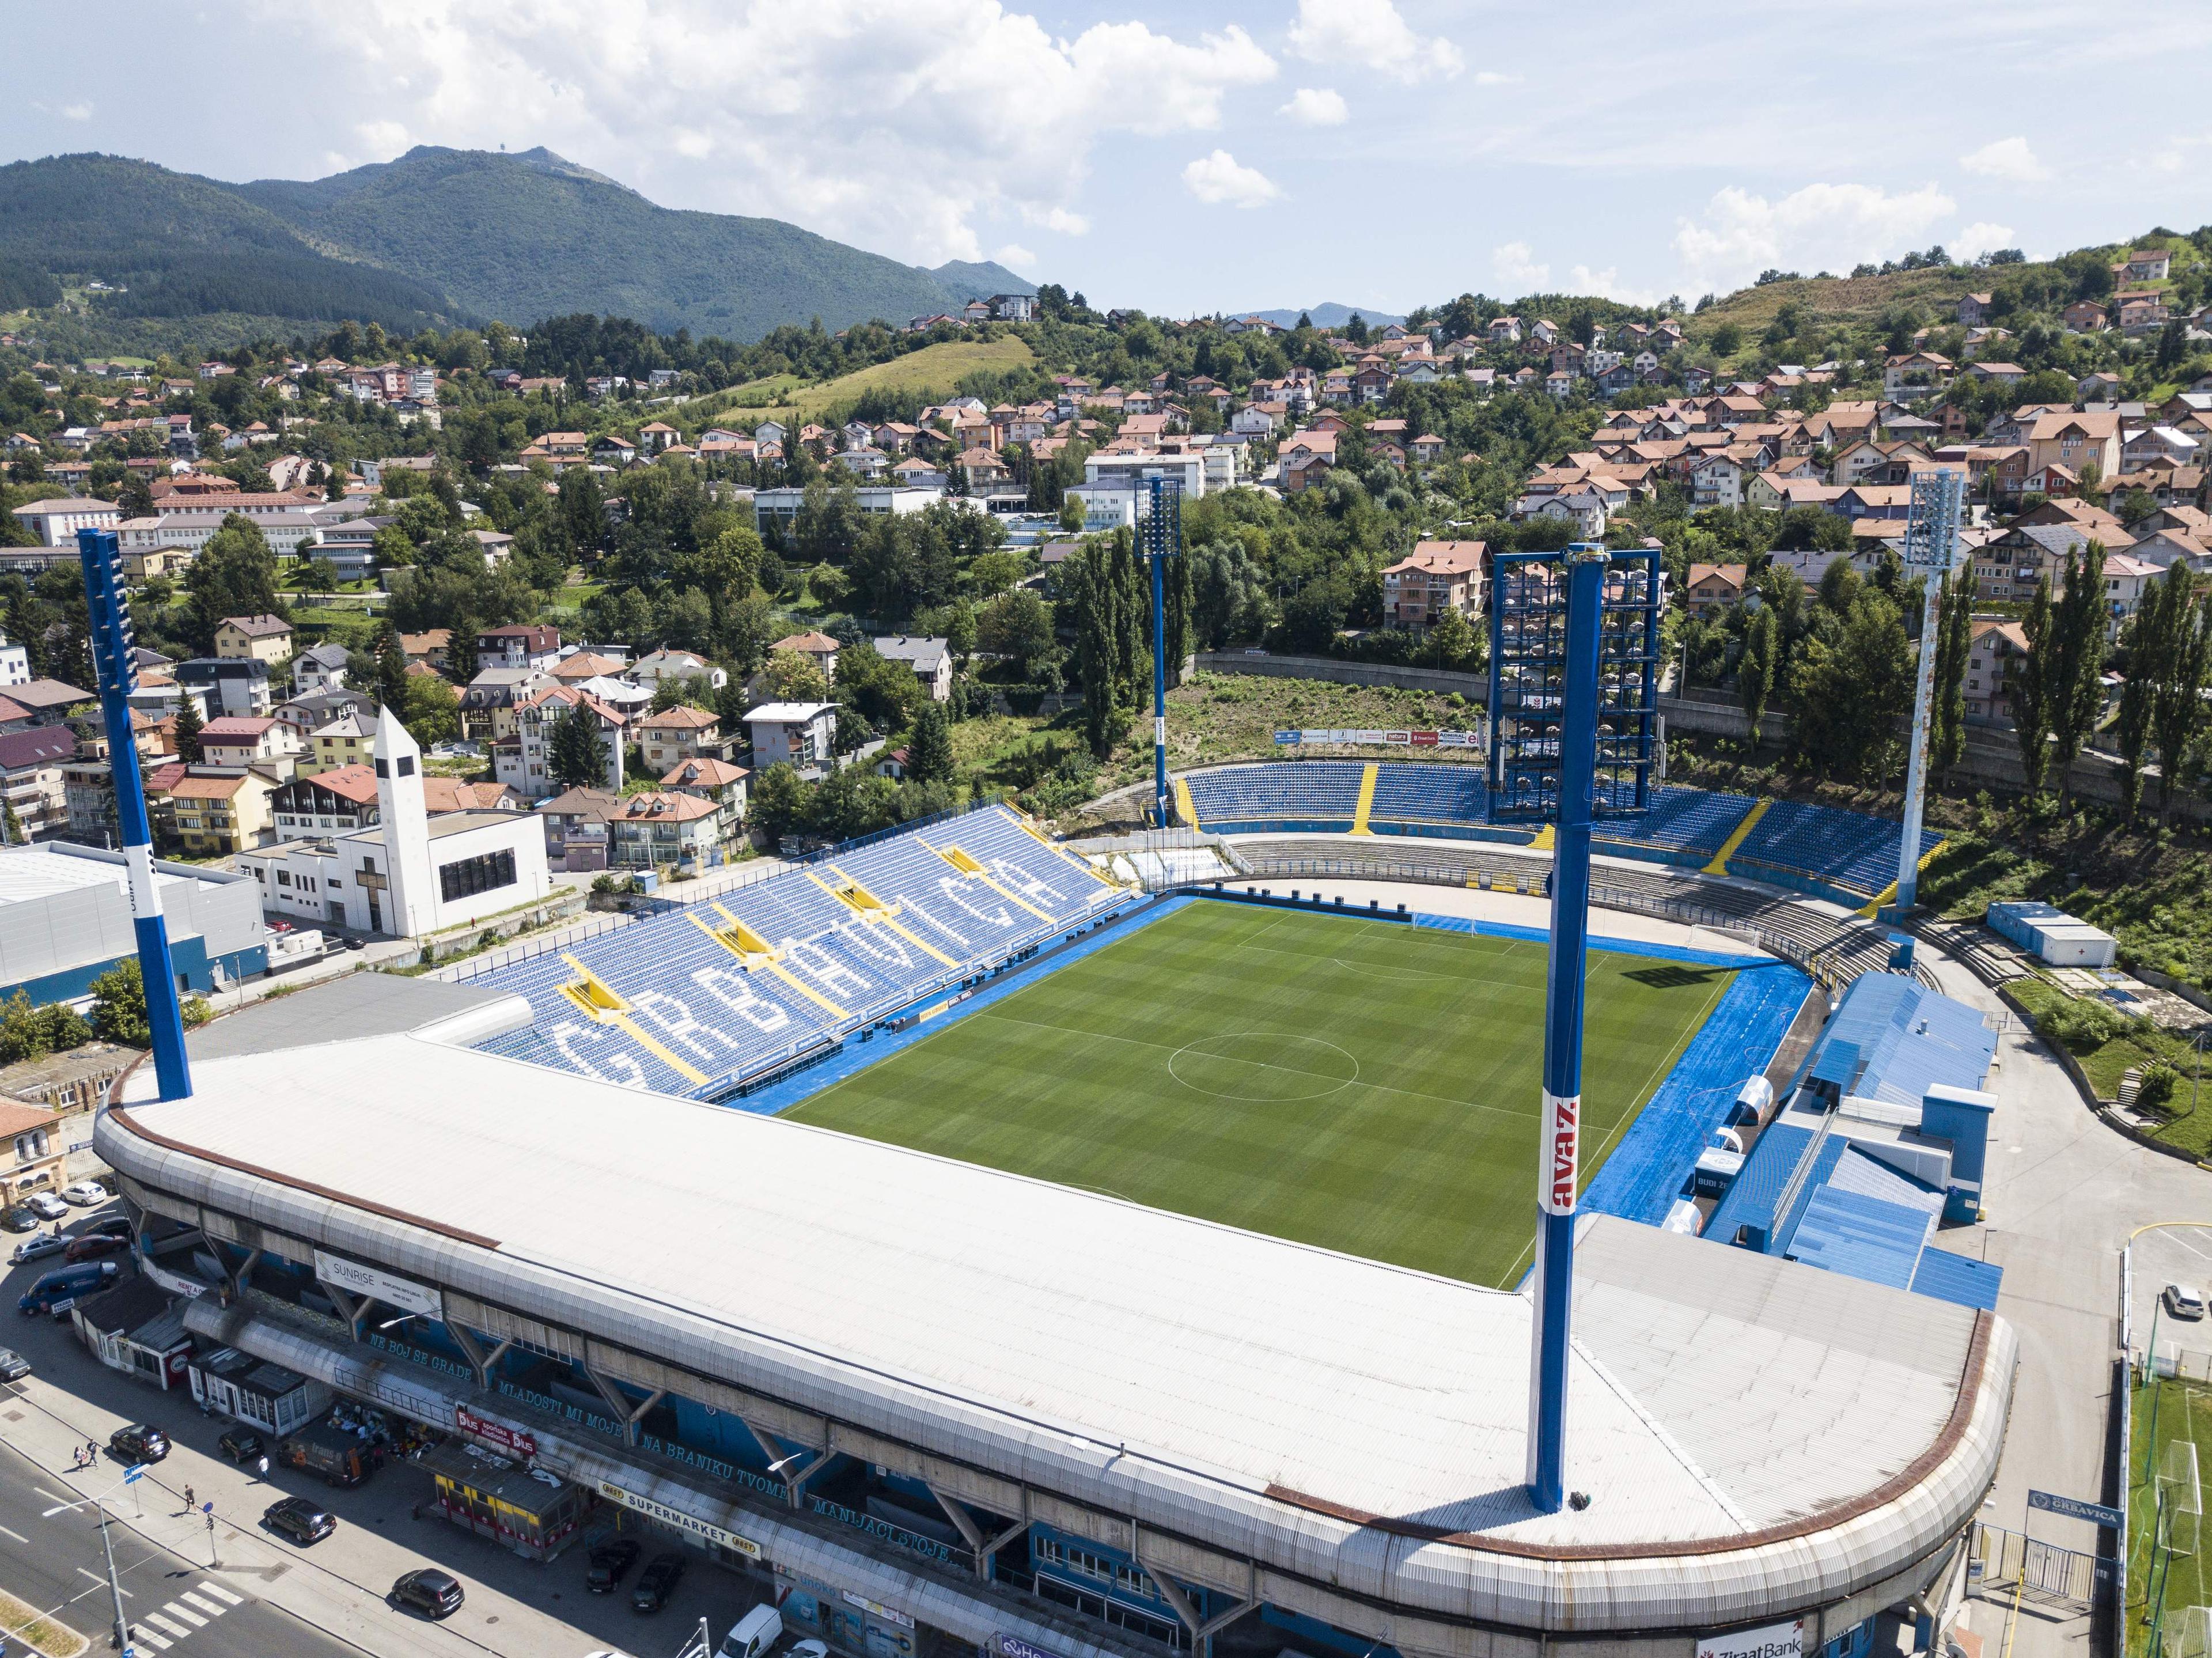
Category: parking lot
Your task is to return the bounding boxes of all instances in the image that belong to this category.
[3,1207,771,1658]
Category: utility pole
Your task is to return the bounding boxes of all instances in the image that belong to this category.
[1892,467,1964,915]
[101,1504,132,1653]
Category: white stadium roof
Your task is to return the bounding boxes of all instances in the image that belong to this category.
[105,1023,2013,1637]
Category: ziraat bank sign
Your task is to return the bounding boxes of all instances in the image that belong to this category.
[1696,1618,1805,1658]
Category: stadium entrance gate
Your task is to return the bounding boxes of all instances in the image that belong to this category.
[1969,1521,2105,1614]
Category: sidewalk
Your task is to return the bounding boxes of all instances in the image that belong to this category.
[0,1335,737,1658]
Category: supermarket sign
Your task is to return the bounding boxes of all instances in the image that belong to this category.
[595,1479,762,1558]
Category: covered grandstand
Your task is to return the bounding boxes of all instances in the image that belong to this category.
[473,802,1131,1096]
[104,1007,2014,1658]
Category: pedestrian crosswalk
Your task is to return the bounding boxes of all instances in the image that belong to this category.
[127,1580,243,1649]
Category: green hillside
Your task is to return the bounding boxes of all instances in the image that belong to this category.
[236,147,1030,339]
[0,153,456,331]
[0,148,1036,345]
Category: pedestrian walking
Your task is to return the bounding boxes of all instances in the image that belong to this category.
[183,1483,195,1510]
[255,1454,268,1480]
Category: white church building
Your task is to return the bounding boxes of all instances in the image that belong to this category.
[238,708,551,937]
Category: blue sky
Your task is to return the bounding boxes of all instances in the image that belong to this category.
[4,0,2202,319]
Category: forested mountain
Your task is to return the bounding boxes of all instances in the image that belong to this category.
[0,149,1035,341]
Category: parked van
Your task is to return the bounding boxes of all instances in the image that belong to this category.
[17,1260,121,1316]
[718,1604,783,1658]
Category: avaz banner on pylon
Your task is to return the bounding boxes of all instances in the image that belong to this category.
[1540,1089,1579,1214]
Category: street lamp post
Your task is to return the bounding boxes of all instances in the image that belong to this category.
[45,1470,142,1653]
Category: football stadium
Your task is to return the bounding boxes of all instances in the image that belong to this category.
[101,754,2018,1658]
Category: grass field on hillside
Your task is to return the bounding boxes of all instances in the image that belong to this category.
[700,338,1036,429]
[787,900,1734,1285]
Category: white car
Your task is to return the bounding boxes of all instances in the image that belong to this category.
[25,1193,68,1221]
[60,1181,108,1207]
[2165,1282,2207,1321]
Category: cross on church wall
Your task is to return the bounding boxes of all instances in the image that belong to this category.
[355,860,389,894]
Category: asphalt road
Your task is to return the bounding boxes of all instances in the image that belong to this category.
[0,1429,362,1658]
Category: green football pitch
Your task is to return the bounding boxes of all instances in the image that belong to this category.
[786,899,1737,1286]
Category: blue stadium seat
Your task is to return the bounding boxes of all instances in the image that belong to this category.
[471,804,1122,1096]
[1184,762,1365,829]
[1593,786,1756,857]
[1368,764,1487,826]
[1731,800,1941,896]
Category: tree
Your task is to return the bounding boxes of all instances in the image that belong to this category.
[402,671,461,747]
[2043,542,2108,805]
[906,701,956,785]
[1738,604,1778,749]
[747,762,809,849]
[446,616,480,682]
[1788,589,1912,781]
[1060,493,1086,533]
[172,695,203,764]
[88,956,151,1047]
[182,513,286,654]
[2147,565,2211,820]
[978,589,1056,679]
[373,624,410,714]
[759,648,829,703]
[1422,604,1477,671]
[2013,576,2054,796]
[547,698,609,788]
[1930,561,1976,782]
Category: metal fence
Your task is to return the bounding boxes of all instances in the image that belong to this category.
[1969,1522,2105,1613]
[429,910,637,983]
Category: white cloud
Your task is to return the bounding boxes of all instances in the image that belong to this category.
[993,243,1037,268]
[1280,86,1348,126]
[1287,0,1462,82]
[1492,240,1550,290]
[60,101,93,122]
[1568,264,1658,305]
[1472,71,1519,86]
[1182,149,1281,209]
[1951,222,2017,262]
[1672,181,1957,293]
[247,0,1278,265]
[1959,135,2051,183]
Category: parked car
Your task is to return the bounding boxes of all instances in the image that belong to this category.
[787,1642,829,1658]
[63,1232,130,1263]
[263,1496,336,1545]
[718,1605,783,1658]
[109,1424,171,1464]
[2166,1282,2207,1320]
[585,1538,642,1592]
[390,1568,464,1619]
[26,1193,67,1221]
[1,1205,39,1234]
[0,1347,29,1382]
[9,1234,69,1265]
[218,1427,267,1463]
[18,1260,120,1315]
[60,1181,108,1206]
[73,1216,131,1240]
[630,1551,685,1612]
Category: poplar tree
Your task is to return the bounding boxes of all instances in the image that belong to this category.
[1737,605,1778,751]
[2043,541,2108,807]
[2149,566,2211,820]
[1930,561,1977,782]
[2013,576,2053,797]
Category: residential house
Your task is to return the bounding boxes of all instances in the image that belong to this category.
[162,770,275,856]
[399,630,453,671]
[634,705,729,773]
[274,687,376,747]
[476,624,563,671]
[608,791,728,870]
[743,702,837,779]
[197,716,303,771]
[214,615,298,664]
[533,785,622,872]
[2023,410,2123,481]
[1883,353,1953,402]
[1381,541,1486,630]
[458,668,555,742]
[501,686,626,797]
[174,658,271,719]
[289,641,349,694]
[1963,619,2029,726]
[2062,301,2108,334]
[629,647,728,691]
[0,726,73,839]
[1957,293,1992,327]
[271,765,382,837]
[2120,248,2173,282]
[661,756,748,822]
[766,633,840,684]
[1682,564,1749,619]
[873,636,953,702]
[306,710,377,770]
[2100,552,2164,642]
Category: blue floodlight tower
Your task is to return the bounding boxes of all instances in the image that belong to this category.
[1484,542,1663,1513]
[77,527,192,1101]
[1142,475,1186,827]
